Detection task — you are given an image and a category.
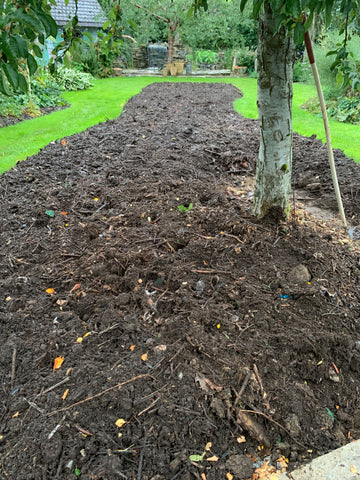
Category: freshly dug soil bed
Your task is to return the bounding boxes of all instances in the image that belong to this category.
[1,82,360,480]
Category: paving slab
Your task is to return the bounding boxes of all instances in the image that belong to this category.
[277,440,360,479]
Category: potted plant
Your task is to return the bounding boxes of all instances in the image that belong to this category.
[195,50,219,69]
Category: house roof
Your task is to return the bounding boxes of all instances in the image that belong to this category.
[51,0,106,28]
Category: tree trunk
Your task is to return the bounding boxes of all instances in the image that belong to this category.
[252,3,295,219]
[167,32,174,63]
[167,20,178,64]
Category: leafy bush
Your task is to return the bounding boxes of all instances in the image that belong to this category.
[327,96,360,123]
[302,95,360,125]
[235,48,256,72]
[0,72,66,117]
[54,66,95,91]
[76,42,102,77]
[293,60,312,82]
[194,50,219,65]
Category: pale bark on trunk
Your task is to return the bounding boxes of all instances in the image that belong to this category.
[252,4,295,219]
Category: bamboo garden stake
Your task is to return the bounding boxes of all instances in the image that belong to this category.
[304,26,347,228]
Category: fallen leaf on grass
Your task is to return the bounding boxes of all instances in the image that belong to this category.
[76,337,83,344]
[115,418,127,428]
[226,474,233,480]
[61,139,67,146]
[46,288,55,295]
[53,356,64,371]
[350,466,357,473]
[141,353,148,362]
[201,474,207,480]
[130,345,135,351]
[205,442,212,451]
[12,411,20,418]
[237,435,246,443]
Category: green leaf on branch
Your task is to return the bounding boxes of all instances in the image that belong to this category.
[38,12,58,37]
[32,44,43,58]
[293,22,304,44]
[18,73,28,93]
[14,35,28,58]
[14,9,44,34]
[240,0,249,13]
[253,0,265,19]
[24,27,37,41]
[303,12,314,31]
[27,53,38,76]
[3,63,18,89]
[0,70,12,95]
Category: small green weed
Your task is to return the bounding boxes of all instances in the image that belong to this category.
[178,203,193,213]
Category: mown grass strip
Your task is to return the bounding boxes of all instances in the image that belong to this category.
[0,76,359,175]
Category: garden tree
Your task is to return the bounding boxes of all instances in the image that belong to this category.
[192,0,360,219]
[124,0,191,63]
[110,0,168,45]
[180,0,257,51]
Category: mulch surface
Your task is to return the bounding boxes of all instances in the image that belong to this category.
[1,82,360,480]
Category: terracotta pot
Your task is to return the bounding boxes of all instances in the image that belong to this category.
[174,62,184,74]
[163,64,171,76]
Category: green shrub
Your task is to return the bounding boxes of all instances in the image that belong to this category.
[54,66,95,91]
[235,48,256,72]
[76,42,102,77]
[194,50,219,65]
[302,95,360,125]
[0,72,66,117]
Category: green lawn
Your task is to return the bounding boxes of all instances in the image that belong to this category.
[0,76,359,175]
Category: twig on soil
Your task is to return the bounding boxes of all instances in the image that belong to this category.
[190,269,231,275]
[10,347,16,390]
[48,416,66,439]
[137,397,160,416]
[168,345,185,363]
[46,374,153,416]
[233,370,251,408]
[253,364,271,410]
[137,426,153,480]
[74,424,94,436]
[98,322,120,335]
[24,397,45,414]
[40,376,70,395]
[221,232,244,243]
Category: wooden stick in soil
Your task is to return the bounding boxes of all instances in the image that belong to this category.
[304,24,347,228]
[46,374,152,416]
[10,347,16,390]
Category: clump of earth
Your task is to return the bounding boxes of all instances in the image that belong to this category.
[1,82,360,480]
